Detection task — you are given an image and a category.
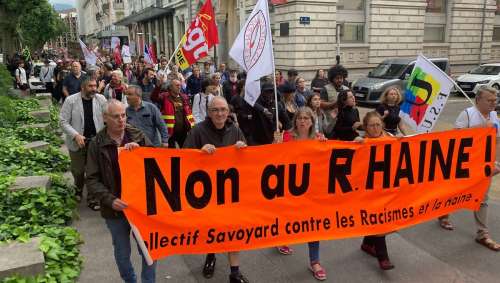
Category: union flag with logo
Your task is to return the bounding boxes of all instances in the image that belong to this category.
[175,0,219,70]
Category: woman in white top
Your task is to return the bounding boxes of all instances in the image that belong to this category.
[192,82,218,124]
[15,61,29,96]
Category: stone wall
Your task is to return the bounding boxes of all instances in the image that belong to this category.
[368,0,426,65]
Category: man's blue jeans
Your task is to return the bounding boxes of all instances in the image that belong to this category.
[105,217,157,283]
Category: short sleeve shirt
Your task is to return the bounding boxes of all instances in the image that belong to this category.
[455,106,500,137]
[63,73,84,95]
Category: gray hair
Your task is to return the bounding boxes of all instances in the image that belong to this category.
[477,85,498,100]
[103,99,125,116]
[127,84,143,96]
[207,96,228,109]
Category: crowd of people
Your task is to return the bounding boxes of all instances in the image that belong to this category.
[17,50,496,283]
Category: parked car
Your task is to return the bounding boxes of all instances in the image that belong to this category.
[28,62,46,93]
[352,58,450,105]
[455,64,500,98]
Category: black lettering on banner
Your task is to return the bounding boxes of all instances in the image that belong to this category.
[418,140,427,182]
[394,142,415,187]
[216,168,240,204]
[261,165,285,199]
[288,163,310,196]
[456,137,473,178]
[429,139,455,181]
[328,149,354,194]
[144,157,181,214]
[185,170,212,209]
[366,144,391,189]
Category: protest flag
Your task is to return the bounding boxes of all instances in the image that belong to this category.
[78,39,97,66]
[400,55,455,133]
[174,0,219,70]
[229,0,276,116]
[121,45,132,64]
[144,44,155,65]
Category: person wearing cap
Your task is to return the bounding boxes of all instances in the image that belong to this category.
[150,79,194,148]
[279,82,299,121]
[249,82,291,145]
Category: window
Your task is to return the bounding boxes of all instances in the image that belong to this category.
[497,0,500,15]
[424,26,445,42]
[280,22,289,37]
[426,0,446,13]
[340,24,364,43]
[337,0,364,10]
[493,27,500,42]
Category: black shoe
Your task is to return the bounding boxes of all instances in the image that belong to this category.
[229,272,249,283]
[202,255,216,278]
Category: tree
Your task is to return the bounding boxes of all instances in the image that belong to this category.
[0,0,66,50]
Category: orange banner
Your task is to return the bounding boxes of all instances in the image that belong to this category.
[119,128,495,260]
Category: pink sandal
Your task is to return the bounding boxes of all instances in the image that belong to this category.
[277,245,294,255]
[309,262,327,281]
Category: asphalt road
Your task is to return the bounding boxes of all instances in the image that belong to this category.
[74,95,500,283]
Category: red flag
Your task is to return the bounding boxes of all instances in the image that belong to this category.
[114,46,123,66]
[175,0,219,70]
[149,43,157,64]
[271,0,287,4]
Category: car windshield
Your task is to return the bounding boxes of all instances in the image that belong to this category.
[368,63,407,79]
[469,66,500,75]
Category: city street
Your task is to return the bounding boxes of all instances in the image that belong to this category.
[74,95,500,283]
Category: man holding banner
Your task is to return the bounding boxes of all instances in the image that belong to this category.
[183,96,249,283]
[438,86,500,251]
[86,100,157,283]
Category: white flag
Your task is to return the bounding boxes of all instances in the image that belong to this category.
[78,39,97,66]
[122,45,132,64]
[111,37,121,49]
[229,0,274,106]
[400,55,455,133]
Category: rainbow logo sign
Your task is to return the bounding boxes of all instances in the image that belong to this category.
[400,55,454,133]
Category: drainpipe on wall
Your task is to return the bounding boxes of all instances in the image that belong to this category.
[479,0,487,65]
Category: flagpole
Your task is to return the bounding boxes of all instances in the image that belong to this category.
[268,19,280,130]
[130,223,154,266]
[419,54,475,106]
[165,40,183,72]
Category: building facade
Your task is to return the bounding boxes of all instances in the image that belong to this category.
[47,9,79,52]
[76,0,129,49]
[75,0,500,78]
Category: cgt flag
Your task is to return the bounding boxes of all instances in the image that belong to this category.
[400,55,454,133]
[175,0,219,70]
[229,0,274,106]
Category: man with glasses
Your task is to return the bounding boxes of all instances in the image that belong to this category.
[438,86,500,251]
[183,96,249,283]
[86,99,156,282]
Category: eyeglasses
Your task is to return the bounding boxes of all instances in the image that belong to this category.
[209,108,229,113]
[297,116,311,121]
[366,123,382,128]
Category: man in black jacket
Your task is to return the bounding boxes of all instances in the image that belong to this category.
[250,82,291,145]
[183,96,249,283]
[86,99,157,283]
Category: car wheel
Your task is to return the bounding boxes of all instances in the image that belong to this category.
[493,84,500,91]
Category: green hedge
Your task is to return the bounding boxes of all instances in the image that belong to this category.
[0,94,82,283]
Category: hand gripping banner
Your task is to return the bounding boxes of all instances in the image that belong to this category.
[119,128,495,260]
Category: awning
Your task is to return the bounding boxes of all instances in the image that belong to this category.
[115,7,173,26]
